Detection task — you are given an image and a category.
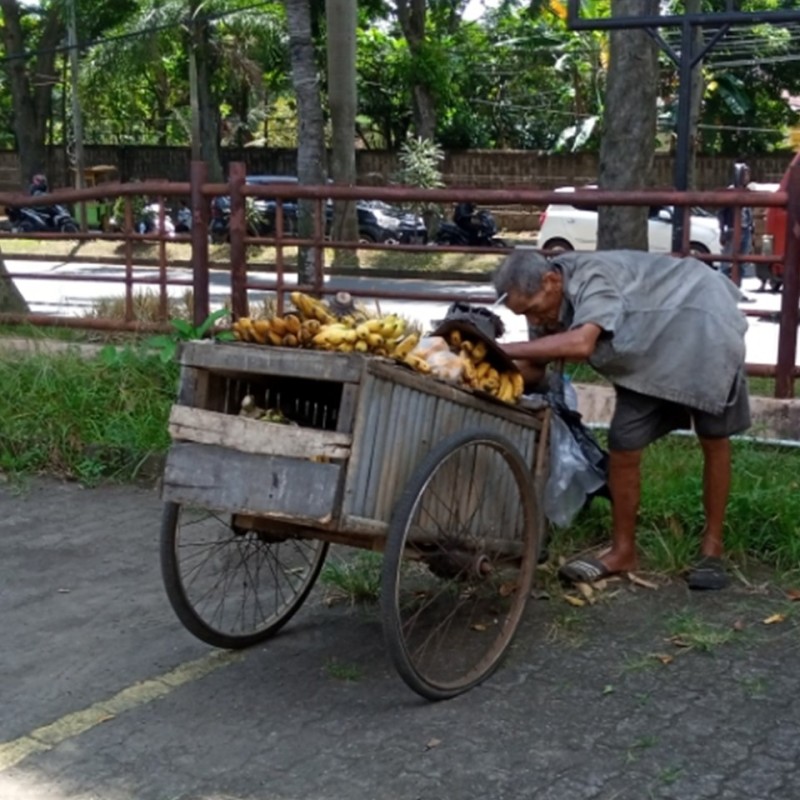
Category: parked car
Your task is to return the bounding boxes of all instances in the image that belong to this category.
[210,175,427,244]
[537,186,722,260]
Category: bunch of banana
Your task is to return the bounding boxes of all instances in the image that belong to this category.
[447,329,524,404]
[289,291,337,325]
[232,315,321,348]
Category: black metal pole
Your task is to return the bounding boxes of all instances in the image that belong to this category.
[671,19,693,253]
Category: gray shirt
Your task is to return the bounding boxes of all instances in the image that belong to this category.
[550,250,747,415]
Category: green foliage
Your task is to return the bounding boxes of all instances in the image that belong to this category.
[320,550,383,604]
[0,348,178,484]
[146,308,233,363]
[553,435,800,576]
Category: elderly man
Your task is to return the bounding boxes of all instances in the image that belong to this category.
[494,248,750,590]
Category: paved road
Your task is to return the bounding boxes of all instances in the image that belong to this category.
[4,258,794,367]
[3,477,799,800]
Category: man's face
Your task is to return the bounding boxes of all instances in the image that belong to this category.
[505,272,563,329]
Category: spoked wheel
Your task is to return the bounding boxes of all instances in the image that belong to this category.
[161,502,328,649]
[381,429,539,700]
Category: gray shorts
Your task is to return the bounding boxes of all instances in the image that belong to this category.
[608,371,751,451]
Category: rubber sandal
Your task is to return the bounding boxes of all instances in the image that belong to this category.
[558,556,618,585]
[686,556,730,591]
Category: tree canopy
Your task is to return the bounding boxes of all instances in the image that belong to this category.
[0,0,797,179]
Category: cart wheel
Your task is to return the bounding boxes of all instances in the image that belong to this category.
[161,502,328,649]
[381,429,539,700]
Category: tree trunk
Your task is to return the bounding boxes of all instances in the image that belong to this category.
[597,0,659,251]
[0,0,64,187]
[396,0,437,140]
[286,0,327,287]
[326,0,359,267]
[0,252,29,313]
[188,0,223,182]
[687,0,704,190]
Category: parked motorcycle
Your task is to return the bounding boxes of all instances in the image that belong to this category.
[7,202,79,234]
[433,202,506,248]
[135,202,176,237]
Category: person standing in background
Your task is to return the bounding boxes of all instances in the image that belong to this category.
[718,161,754,292]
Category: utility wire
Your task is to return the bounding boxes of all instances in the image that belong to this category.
[0,0,277,64]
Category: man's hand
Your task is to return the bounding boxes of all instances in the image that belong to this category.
[501,323,603,364]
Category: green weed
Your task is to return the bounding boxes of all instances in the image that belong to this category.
[0,348,177,484]
[320,551,383,604]
[665,611,735,652]
[324,658,362,682]
[552,435,800,575]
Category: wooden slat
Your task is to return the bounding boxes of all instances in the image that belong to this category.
[162,442,341,524]
[168,405,352,459]
[178,340,364,383]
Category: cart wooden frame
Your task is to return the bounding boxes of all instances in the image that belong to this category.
[160,341,550,700]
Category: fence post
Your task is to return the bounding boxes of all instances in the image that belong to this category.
[191,160,210,327]
[775,162,800,398]
[229,161,248,319]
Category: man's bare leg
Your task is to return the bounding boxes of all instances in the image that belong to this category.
[698,436,731,558]
[599,449,642,573]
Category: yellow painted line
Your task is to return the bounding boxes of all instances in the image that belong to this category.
[0,650,242,772]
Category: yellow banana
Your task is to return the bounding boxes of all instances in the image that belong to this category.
[237,317,255,342]
[282,334,299,347]
[366,319,383,334]
[298,327,313,346]
[284,314,301,335]
[270,316,288,336]
[354,340,369,352]
[393,333,420,359]
[252,320,271,344]
[290,291,309,317]
[403,354,432,374]
[449,330,462,348]
[461,356,477,385]
[267,330,284,346]
[366,332,384,350]
[497,373,515,403]
[471,341,488,363]
[476,361,492,380]
[355,323,372,340]
[510,371,524,400]
[303,319,321,335]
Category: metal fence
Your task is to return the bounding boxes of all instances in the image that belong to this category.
[0,159,797,397]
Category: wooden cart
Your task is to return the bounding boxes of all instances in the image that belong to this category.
[160,341,550,700]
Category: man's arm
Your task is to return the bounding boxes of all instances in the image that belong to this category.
[501,323,603,365]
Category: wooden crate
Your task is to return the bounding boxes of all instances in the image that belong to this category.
[161,341,548,541]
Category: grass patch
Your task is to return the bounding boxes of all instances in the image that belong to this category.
[320,551,383,604]
[549,434,800,576]
[0,346,177,484]
[664,611,735,652]
[323,658,363,682]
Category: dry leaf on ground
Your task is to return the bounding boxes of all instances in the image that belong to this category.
[425,738,442,751]
[471,623,488,632]
[563,594,587,607]
[575,582,595,602]
[627,573,659,590]
[732,619,746,632]
[763,613,787,625]
[786,589,800,601]
[652,653,674,665]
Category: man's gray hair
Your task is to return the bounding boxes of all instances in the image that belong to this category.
[493,247,553,298]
